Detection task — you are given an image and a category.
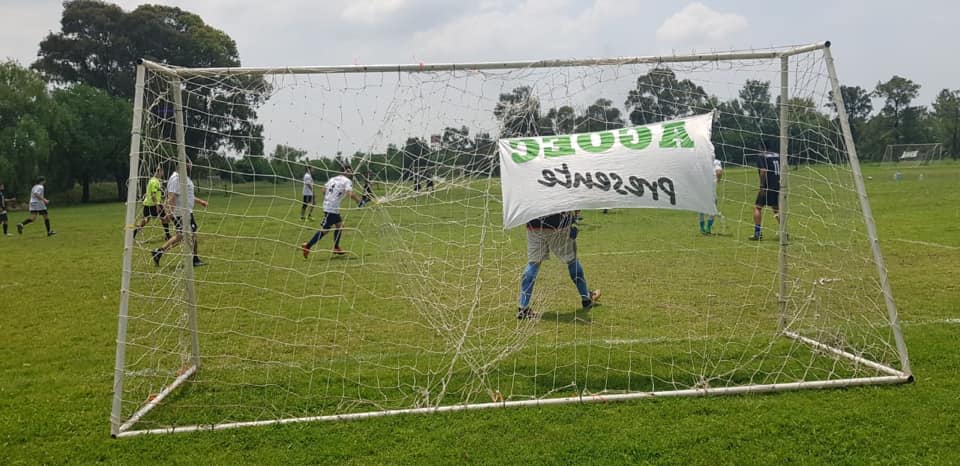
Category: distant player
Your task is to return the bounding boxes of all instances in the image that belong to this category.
[0,183,14,236]
[517,211,600,320]
[699,157,724,235]
[300,166,315,220]
[152,161,209,267]
[301,166,361,257]
[133,165,171,241]
[750,144,781,241]
[358,171,376,207]
[17,176,55,237]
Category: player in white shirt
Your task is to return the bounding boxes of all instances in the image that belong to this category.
[301,167,362,257]
[300,166,316,220]
[698,158,724,235]
[17,176,55,237]
[152,160,209,267]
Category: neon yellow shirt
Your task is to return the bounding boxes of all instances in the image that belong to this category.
[143,177,163,207]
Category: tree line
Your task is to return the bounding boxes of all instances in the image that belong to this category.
[1,0,957,202]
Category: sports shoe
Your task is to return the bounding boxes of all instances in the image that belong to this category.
[152,249,163,266]
[17,224,23,235]
[192,258,206,267]
[748,234,762,241]
[517,307,533,320]
[301,243,310,259]
[47,230,57,237]
[582,290,601,310]
[332,246,347,255]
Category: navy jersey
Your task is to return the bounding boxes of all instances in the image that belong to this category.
[527,212,575,230]
[758,152,781,191]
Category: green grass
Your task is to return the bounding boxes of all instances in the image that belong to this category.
[1,162,958,464]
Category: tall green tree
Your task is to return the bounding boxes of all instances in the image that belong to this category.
[826,85,873,147]
[874,76,922,145]
[575,98,625,132]
[0,62,53,196]
[49,84,132,202]
[931,89,960,158]
[34,0,267,158]
[624,68,708,125]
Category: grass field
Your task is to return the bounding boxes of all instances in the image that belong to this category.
[1,162,958,464]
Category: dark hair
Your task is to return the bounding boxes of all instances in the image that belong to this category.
[36,176,46,184]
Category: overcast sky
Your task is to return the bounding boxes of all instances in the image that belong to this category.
[2,0,957,103]
[1,0,957,156]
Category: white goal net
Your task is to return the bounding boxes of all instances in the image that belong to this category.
[112,42,911,437]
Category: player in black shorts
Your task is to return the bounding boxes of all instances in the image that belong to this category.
[0,183,14,236]
[751,145,782,241]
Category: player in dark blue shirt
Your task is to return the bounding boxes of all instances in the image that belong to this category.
[517,211,600,320]
[751,144,781,240]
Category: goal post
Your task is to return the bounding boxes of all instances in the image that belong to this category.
[112,42,911,437]
[881,143,943,165]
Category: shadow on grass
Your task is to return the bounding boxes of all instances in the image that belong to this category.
[538,306,598,325]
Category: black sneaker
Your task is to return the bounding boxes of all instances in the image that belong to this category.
[193,258,206,267]
[17,224,23,235]
[582,290,601,310]
[47,230,57,237]
[152,249,163,267]
[517,307,533,320]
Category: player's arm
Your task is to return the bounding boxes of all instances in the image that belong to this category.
[194,197,209,208]
[349,190,362,204]
[164,191,178,220]
[34,189,49,205]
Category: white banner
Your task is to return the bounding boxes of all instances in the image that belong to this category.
[498,113,718,229]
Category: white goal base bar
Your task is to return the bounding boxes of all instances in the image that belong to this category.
[113,334,910,438]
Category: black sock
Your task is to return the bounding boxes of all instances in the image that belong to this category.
[2,223,6,235]
[333,228,342,248]
[133,227,139,238]
[44,219,51,233]
[162,222,170,239]
[22,218,32,226]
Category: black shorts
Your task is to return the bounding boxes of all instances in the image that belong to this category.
[173,214,198,233]
[0,212,6,222]
[755,189,780,208]
[303,195,314,204]
[142,205,164,218]
[320,212,343,229]
[30,209,49,216]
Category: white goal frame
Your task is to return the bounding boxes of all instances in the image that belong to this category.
[111,41,912,437]
[882,143,943,165]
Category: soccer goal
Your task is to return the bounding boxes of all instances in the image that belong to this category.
[881,143,943,165]
[112,41,911,437]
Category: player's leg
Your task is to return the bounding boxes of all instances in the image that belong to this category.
[307,196,315,219]
[750,191,765,240]
[302,212,333,257]
[707,214,715,234]
[18,212,38,234]
[153,216,184,266]
[332,220,345,254]
[554,229,599,309]
[518,230,547,319]
[699,213,706,233]
[300,196,308,219]
[159,206,171,239]
[42,212,54,236]
[1,213,8,235]
[133,206,150,238]
[190,214,203,266]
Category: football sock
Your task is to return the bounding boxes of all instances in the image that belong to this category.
[162,222,170,239]
[44,219,51,233]
[698,214,705,232]
[519,262,541,309]
[2,223,6,235]
[22,218,32,226]
[333,228,342,248]
[567,259,589,301]
[707,218,714,233]
[754,224,762,237]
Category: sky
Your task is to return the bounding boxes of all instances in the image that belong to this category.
[1,0,957,155]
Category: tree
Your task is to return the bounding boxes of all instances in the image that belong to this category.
[874,76,922,145]
[624,68,708,125]
[269,144,308,181]
[574,98,625,132]
[825,85,873,146]
[931,89,960,159]
[538,105,576,136]
[34,0,268,158]
[49,84,132,202]
[0,62,53,196]
[494,86,541,137]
